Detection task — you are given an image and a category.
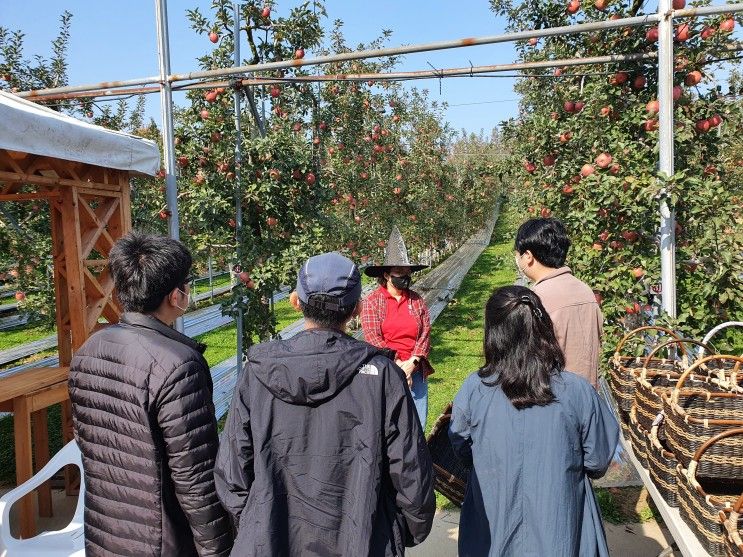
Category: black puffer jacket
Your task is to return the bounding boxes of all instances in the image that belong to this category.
[69,312,233,557]
[215,328,436,556]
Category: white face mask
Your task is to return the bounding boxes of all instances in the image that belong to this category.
[175,288,191,312]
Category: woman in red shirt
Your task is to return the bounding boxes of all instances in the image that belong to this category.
[362,227,434,428]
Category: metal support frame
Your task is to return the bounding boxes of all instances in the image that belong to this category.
[154,0,183,331]
[657,0,677,317]
[15,2,743,321]
[233,2,244,368]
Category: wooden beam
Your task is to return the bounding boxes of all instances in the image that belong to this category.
[13,395,35,538]
[84,259,108,267]
[0,191,59,202]
[0,367,70,404]
[32,409,52,518]
[61,187,88,351]
[0,170,121,192]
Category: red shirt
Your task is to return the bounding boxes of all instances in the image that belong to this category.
[379,287,418,362]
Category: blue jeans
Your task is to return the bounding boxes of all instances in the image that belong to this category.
[410,370,428,430]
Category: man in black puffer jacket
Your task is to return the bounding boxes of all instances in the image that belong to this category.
[69,232,233,556]
[215,252,435,556]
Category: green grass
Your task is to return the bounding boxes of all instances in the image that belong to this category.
[425,207,519,508]
[0,324,55,352]
[595,487,659,524]
[427,208,518,433]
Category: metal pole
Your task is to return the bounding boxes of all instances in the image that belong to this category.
[18,4,743,100]
[233,2,245,369]
[657,0,676,318]
[155,0,184,332]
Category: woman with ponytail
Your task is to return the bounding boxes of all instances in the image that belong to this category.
[449,285,618,557]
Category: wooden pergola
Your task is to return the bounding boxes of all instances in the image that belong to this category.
[0,91,159,537]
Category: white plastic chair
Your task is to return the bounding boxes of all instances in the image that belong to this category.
[0,440,85,557]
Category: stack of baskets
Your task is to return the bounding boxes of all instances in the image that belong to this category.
[608,321,743,556]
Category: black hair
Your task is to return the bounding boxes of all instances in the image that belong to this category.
[377,275,387,287]
[299,294,356,329]
[514,218,570,268]
[478,285,565,409]
[109,232,192,313]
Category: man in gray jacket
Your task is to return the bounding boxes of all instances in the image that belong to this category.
[69,232,232,556]
[215,251,436,556]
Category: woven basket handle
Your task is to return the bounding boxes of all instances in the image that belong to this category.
[672,355,743,405]
[639,338,712,379]
[613,326,680,365]
[725,491,743,551]
[700,321,743,357]
[687,427,743,490]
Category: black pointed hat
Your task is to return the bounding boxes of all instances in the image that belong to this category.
[364,226,429,277]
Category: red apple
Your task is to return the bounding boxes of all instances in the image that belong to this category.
[559,131,573,143]
[269,168,281,181]
[270,86,281,98]
[673,85,683,101]
[267,217,278,227]
[646,100,659,114]
[646,27,659,42]
[567,0,580,14]
[622,230,639,242]
[598,230,610,243]
[211,131,222,143]
[643,119,658,132]
[159,209,170,220]
[543,154,556,166]
[524,160,537,173]
[720,18,735,33]
[551,111,560,120]
[580,163,596,177]
[672,0,685,8]
[205,90,218,103]
[209,32,219,43]
[200,109,210,120]
[595,153,613,169]
[294,48,305,59]
[393,187,401,195]
[540,207,552,218]
[305,172,316,185]
[354,215,362,224]
[261,6,271,18]
[632,75,647,89]
[554,68,563,77]
[697,119,713,133]
[528,37,538,46]
[675,23,691,42]
[685,70,702,86]
[563,100,576,113]
[592,243,604,251]
[632,267,645,279]
[600,106,613,117]
[228,218,236,228]
[701,26,716,39]
[575,101,585,112]
[709,113,723,127]
[610,72,629,86]
[177,156,189,168]
[562,184,574,195]
[14,291,25,301]
[609,240,625,250]
[594,0,608,11]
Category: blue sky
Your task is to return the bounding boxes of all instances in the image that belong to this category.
[1,1,519,137]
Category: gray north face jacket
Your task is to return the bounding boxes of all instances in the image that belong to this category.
[69,312,233,557]
[215,328,436,556]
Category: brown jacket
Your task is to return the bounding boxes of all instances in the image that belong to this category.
[532,267,603,388]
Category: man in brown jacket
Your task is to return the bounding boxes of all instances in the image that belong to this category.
[515,218,603,388]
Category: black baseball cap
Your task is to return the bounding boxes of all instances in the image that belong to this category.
[296,252,362,311]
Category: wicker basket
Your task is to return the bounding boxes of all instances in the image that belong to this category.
[629,405,649,469]
[619,409,631,440]
[426,403,470,507]
[723,491,743,557]
[664,355,743,480]
[610,326,680,413]
[635,338,721,436]
[646,422,679,507]
[677,427,743,556]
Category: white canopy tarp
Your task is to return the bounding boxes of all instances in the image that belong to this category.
[0,90,160,176]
